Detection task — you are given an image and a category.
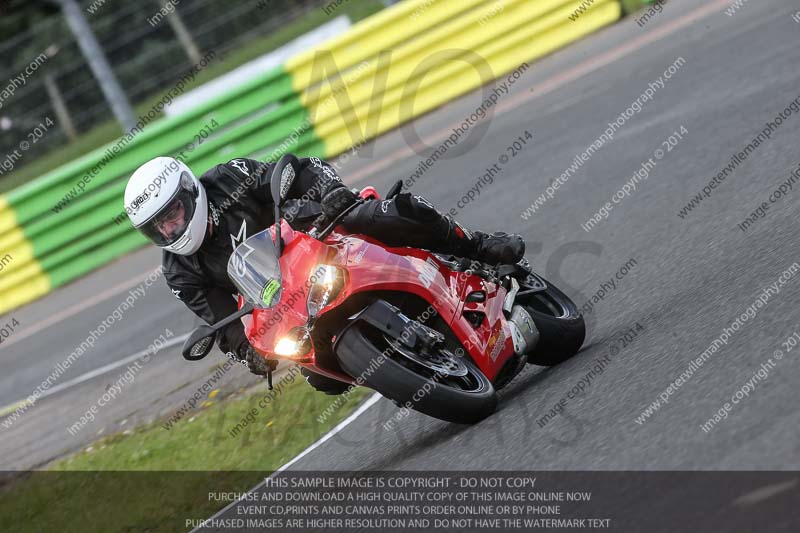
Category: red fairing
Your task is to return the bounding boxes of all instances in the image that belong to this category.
[241,220,515,383]
[451,272,515,380]
[358,186,380,200]
[333,233,515,380]
[243,223,339,359]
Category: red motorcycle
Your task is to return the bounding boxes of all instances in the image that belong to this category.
[183,155,585,424]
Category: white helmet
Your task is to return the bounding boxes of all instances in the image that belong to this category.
[125,157,208,255]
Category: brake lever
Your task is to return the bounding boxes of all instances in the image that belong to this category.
[315,199,364,240]
[308,214,329,239]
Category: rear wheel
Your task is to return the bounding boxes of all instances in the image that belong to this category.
[336,320,497,424]
[516,271,585,366]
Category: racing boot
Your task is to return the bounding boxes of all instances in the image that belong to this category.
[441,216,525,265]
[301,368,352,396]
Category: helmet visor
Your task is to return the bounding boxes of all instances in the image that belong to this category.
[136,172,198,247]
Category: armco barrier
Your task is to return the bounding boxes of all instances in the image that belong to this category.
[0,0,623,316]
[0,65,324,314]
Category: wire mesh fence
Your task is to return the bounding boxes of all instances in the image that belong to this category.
[0,0,333,179]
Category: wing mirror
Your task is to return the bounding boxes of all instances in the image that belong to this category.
[269,154,298,256]
[182,325,217,361]
[181,303,255,361]
[270,154,299,207]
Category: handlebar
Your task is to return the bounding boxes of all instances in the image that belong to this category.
[308,198,365,241]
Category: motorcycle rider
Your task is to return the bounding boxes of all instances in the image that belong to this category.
[124,155,524,393]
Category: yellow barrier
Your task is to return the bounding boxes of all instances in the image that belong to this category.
[291,0,621,156]
[0,272,50,316]
[286,0,487,91]
[0,197,15,236]
[0,0,623,317]
[0,229,35,278]
[301,0,533,119]
[0,193,43,312]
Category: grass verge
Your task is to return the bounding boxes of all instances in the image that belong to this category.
[620,0,651,15]
[0,377,372,532]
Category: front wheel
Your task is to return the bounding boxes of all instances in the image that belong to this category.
[335,322,497,424]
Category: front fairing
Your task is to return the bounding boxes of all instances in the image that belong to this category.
[231,222,515,381]
[232,222,344,359]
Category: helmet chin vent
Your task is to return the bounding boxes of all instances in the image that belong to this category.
[172,232,191,251]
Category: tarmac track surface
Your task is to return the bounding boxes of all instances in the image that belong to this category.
[1,2,799,503]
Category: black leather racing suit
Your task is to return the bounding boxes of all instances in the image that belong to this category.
[163,156,467,359]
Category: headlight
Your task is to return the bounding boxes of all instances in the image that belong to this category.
[274,337,300,357]
[307,265,344,318]
[274,327,311,359]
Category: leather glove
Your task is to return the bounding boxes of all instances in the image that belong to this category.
[320,186,358,219]
[238,343,278,378]
[311,212,329,233]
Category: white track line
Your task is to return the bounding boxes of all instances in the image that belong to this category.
[0,334,188,419]
[191,393,382,532]
[274,392,382,473]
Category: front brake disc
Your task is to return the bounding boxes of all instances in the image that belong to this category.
[383,335,469,377]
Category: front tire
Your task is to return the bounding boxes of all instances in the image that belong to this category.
[336,323,497,424]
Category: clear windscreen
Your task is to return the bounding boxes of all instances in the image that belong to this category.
[227,229,282,309]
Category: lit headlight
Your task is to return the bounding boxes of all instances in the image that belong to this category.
[274,327,311,359]
[307,265,344,318]
[274,337,300,357]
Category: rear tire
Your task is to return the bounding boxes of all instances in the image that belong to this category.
[520,277,585,366]
[336,323,497,424]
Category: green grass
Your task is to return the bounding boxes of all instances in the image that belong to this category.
[0,378,372,532]
[620,0,651,15]
[0,0,386,194]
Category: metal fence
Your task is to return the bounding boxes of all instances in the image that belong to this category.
[0,0,326,168]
